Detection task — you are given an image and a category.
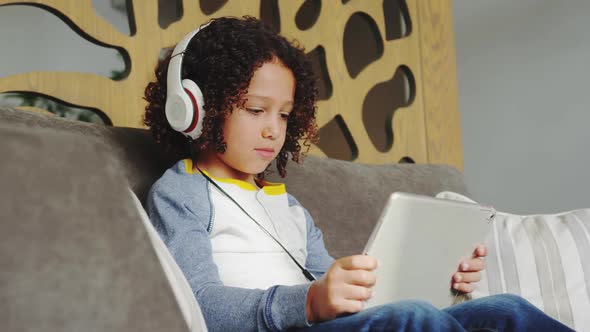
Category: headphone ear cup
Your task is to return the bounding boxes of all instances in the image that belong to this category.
[180,79,206,139]
[165,86,193,133]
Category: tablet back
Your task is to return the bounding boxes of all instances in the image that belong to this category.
[363,192,494,309]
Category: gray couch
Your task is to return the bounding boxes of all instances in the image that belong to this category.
[0,107,468,331]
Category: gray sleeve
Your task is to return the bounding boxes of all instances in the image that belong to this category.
[147,178,312,332]
[287,194,335,279]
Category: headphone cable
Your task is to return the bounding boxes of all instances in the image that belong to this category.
[195,165,317,282]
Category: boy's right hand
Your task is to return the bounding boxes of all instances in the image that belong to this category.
[306,255,378,323]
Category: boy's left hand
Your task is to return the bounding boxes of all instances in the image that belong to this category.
[451,243,487,293]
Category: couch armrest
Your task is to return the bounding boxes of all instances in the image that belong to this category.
[0,123,188,331]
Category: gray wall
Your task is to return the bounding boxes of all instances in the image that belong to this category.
[454,0,590,214]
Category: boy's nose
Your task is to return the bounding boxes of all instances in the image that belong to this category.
[262,120,279,139]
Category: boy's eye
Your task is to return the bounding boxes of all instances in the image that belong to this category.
[246,108,263,114]
[280,113,290,120]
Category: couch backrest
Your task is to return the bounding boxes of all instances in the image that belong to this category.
[267,155,468,258]
[0,107,469,258]
[0,107,182,202]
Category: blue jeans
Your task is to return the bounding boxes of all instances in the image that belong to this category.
[297,294,573,332]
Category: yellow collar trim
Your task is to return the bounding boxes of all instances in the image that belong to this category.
[183,159,286,195]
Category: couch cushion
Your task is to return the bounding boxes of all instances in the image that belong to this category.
[0,123,188,331]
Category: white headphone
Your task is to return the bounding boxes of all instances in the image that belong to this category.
[165,23,211,140]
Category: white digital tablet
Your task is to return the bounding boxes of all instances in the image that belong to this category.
[363,192,495,309]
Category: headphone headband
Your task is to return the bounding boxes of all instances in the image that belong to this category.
[166,22,210,97]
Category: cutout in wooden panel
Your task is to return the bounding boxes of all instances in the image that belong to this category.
[158,0,183,29]
[383,0,411,40]
[399,156,415,164]
[259,0,280,33]
[199,0,228,15]
[295,0,321,31]
[362,65,415,152]
[317,115,358,161]
[343,12,383,79]
[125,0,136,36]
[1,91,109,124]
[109,52,129,81]
[0,4,129,81]
[306,46,332,100]
[91,0,133,35]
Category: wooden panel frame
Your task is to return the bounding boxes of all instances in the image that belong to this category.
[0,0,462,170]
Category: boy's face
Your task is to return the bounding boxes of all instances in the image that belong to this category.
[207,59,295,183]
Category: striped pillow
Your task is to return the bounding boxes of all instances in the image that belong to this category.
[436,192,590,331]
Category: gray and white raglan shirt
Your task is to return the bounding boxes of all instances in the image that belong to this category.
[147,159,335,332]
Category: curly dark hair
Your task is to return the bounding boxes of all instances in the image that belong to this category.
[144,16,318,178]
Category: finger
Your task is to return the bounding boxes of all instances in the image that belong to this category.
[336,299,365,315]
[341,284,374,301]
[343,269,377,287]
[459,257,486,272]
[339,255,379,271]
[472,243,488,258]
[452,282,475,294]
[453,271,481,284]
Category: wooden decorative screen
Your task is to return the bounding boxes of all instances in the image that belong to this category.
[0,0,463,170]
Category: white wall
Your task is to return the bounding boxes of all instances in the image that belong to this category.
[454,0,590,214]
